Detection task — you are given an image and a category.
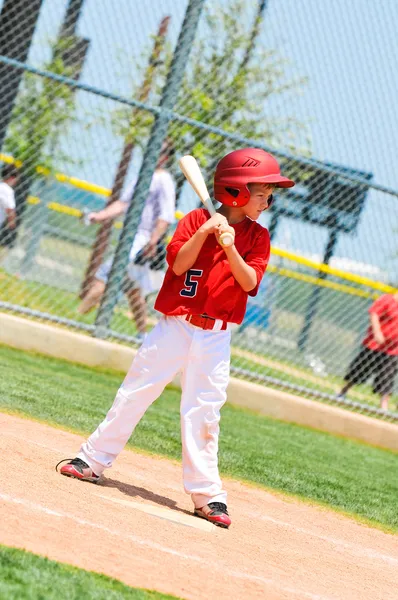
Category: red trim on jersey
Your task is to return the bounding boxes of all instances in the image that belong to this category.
[154,208,270,324]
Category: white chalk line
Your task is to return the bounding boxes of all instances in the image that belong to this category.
[0,428,182,492]
[95,493,214,532]
[0,492,331,600]
[0,433,62,454]
[257,513,398,566]
[2,423,397,571]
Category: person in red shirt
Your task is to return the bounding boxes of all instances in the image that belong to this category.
[338,293,398,410]
[57,148,295,528]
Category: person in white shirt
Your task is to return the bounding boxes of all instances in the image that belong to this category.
[0,164,19,260]
[78,140,176,339]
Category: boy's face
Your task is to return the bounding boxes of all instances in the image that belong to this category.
[243,183,275,220]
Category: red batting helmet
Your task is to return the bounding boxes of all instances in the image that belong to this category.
[213,148,295,207]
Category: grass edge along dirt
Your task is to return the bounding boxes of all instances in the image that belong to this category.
[1,343,398,534]
[0,545,181,600]
[0,305,387,413]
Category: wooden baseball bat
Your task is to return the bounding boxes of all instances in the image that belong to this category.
[178,155,234,247]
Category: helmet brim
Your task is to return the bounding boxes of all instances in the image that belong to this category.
[250,174,295,188]
[218,173,295,188]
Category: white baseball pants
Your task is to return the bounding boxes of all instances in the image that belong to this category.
[78,316,231,508]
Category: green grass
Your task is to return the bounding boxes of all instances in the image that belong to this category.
[1,268,385,407]
[2,344,398,531]
[230,354,398,409]
[232,355,334,392]
[0,545,179,600]
[2,268,390,408]
[0,268,140,336]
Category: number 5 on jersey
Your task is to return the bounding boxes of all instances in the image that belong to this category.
[180,269,203,297]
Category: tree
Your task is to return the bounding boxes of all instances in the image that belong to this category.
[112,0,310,185]
[5,38,82,175]
[4,36,82,232]
[172,0,310,166]
[80,16,170,297]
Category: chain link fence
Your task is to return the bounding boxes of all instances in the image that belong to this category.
[0,0,397,421]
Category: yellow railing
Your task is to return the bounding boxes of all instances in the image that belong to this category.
[33,195,393,299]
[2,153,395,298]
[267,265,380,299]
[272,247,396,294]
[26,196,185,229]
[0,153,111,197]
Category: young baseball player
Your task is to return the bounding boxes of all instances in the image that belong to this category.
[58,148,295,528]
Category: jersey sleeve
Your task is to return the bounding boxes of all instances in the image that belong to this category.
[244,228,271,297]
[166,209,205,268]
[156,171,176,224]
[369,295,388,316]
[0,185,15,210]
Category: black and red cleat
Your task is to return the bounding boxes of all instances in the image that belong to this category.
[194,502,231,528]
[56,458,100,483]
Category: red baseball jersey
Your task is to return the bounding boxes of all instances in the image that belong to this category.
[363,294,398,356]
[154,208,270,324]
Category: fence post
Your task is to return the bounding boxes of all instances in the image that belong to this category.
[297,222,339,352]
[94,0,206,339]
[79,15,171,300]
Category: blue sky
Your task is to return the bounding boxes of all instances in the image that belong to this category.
[3,0,398,279]
[265,0,398,188]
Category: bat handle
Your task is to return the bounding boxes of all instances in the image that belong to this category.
[203,198,216,216]
[204,198,234,247]
[219,231,234,247]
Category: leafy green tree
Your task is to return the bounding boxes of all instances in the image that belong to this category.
[171,0,310,167]
[3,36,83,239]
[5,37,81,178]
[112,0,310,178]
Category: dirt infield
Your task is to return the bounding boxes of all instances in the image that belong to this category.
[1,413,398,600]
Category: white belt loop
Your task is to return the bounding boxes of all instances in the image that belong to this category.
[213,318,223,332]
[213,318,232,331]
